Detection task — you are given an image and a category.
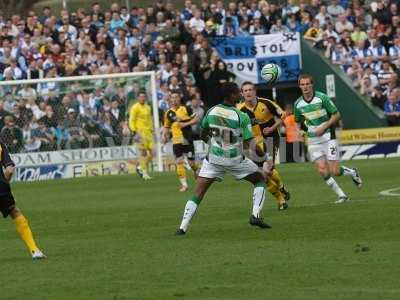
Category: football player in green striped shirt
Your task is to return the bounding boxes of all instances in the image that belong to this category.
[294,74,362,203]
[176,82,271,235]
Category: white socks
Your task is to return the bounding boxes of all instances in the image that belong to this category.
[325,177,346,198]
[252,186,266,218]
[179,200,198,232]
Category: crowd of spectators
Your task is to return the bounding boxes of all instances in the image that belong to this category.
[314,0,400,124]
[0,0,399,154]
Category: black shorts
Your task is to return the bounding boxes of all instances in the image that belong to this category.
[173,143,195,160]
[0,193,16,218]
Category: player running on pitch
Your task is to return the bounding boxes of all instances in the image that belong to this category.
[238,81,290,210]
[0,141,46,259]
[176,82,271,235]
[162,92,199,192]
[294,74,362,203]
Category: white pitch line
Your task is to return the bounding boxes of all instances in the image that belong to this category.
[280,198,373,209]
[379,187,400,197]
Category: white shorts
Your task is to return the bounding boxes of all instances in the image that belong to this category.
[308,139,340,162]
[198,157,259,181]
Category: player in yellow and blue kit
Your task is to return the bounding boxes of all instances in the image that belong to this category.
[162,92,199,192]
[239,81,291,210]
[129,91,154,180]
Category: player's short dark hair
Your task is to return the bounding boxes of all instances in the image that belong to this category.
[220,82,239,101]
[169,90,182,100]
[298,74,314,85]
[241,81,255,89]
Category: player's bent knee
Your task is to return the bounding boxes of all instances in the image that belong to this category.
[316,164,329,177]
[254,180,265,188]
[9,206,21,219]
[328,163,340,176]
[175,156,184,163]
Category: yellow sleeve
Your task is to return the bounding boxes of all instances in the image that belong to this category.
[128,104,137,132]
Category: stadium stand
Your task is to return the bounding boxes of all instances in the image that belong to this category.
[0,0,399,153]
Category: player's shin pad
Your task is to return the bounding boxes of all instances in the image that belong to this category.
[14,214,39,254]
[270,169,283,188]
[267,180,286,205]
[177,163,186,179]
[179,200,198,232]
[139,157,148,173]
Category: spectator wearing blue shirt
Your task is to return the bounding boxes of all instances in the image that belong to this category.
[128,7,139,27]
[222,16,238,37]
[110,12,125,33]
[181,0,193,21]
[286,13,301,32]
[384,89,400,126]
[297,11,312,34]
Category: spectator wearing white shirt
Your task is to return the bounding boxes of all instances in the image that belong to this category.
[19,34,36,52]
[360,75,375,97]
[351,40,373,68]
[326,41,352,71]
[57,16,77,41]
[327,0,345,20]
[346,60,363,87]
[189,9,205,32]
[26,98,45,121]
[3,92,16,113]
[368,37,388,72]
[249,17,266,35]
[377,61,396,89]
[0,46,13,66]
[388,37,400,67]
[120,6,130,22]
[269,18,290,34]
[363,65,379,87]
[281,0,300,20]
[160,62,173,84]
[17,47,29,74]
[323,22,340,42]
[17,85,37,101]
[315,5,332,28]
[335,13,354,34]
[79,91,97,119]
[3,58,23,80]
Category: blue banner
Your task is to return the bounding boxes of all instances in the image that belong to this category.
[210,33,302,84]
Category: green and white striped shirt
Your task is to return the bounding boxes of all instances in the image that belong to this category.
[201,104,253,166]
[294,91,338,145]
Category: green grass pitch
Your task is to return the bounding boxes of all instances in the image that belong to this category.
[1,158,400,299]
